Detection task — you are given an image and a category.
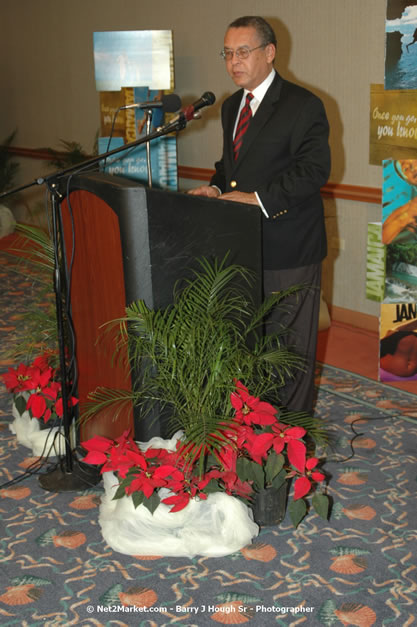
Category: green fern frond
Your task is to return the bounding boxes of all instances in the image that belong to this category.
[83,387,134,424]
[3,223,57,361]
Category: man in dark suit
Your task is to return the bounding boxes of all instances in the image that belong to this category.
[190,16,330,415]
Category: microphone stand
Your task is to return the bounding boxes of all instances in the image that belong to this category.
[1,114,189,492]
[144,109,154,188]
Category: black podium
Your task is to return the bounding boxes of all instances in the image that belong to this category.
[59,172,262,440]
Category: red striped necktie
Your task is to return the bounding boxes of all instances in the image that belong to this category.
[233,92,254,160]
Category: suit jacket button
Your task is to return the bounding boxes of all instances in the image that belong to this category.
[230,180,237,188]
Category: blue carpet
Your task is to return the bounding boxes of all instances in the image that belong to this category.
[1,249,416,626]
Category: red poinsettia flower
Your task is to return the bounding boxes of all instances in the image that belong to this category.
[42,381,61,401]
[230,381,277,426]
[305,457,326,482]
[105,446,147,478]
[2,354,57,397]
[144,447,175,461]
[82,434,114,453]
[2,363,34,393]
[123,448,149,470]
[176,441,211,467]
[189,474,211,496]
[243,431,274,464]
[293,457,326,500]
[55,396,79,419]
[27,366,55,392]
[213,444,237,472]
[217,470,239,492]
[81,431,129,466]
[164,471,187,494]
[127,469,167,499]
[114,429,135,448]
[32,353,53,372]
[235,424,255,449]
[161,492,191,512]
[271,423,307,473]
[3,354,81,425]
[154,464,184,482]
[81,435,114,465]
[232,477,253,498]
[197,469,220,490]
[26,393,47,419]
[82,450,109,466]
[293,476,312,500]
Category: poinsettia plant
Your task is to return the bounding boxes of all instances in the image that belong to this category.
[82,380,329,527]
[1,352,78,424]
[227,381,329,527]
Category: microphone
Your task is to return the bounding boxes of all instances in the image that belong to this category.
[169,92,216,124]
[178,91,216,122]
[121,93,181,113]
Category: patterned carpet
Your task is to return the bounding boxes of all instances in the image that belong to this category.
[0,246,416,626]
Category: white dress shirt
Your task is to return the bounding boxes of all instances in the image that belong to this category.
[234,68,276,133]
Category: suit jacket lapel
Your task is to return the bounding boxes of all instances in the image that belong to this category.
[224,90,242,166]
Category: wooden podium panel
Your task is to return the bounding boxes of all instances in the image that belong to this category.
[60,172,262,441]
[60,188,133,441]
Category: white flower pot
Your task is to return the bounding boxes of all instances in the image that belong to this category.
[96,432,259,558]
[99,472,259,558]
[10,399,40,447]
[10,399,65,457]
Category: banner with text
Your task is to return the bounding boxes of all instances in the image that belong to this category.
[369,84,417,164]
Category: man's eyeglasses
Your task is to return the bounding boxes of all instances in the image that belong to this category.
[220,44,267,61]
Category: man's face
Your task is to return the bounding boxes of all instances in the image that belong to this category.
[223,26,275,91]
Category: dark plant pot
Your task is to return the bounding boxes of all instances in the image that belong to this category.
[252,483,288,527]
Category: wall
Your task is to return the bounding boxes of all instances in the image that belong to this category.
[0,0,387,320]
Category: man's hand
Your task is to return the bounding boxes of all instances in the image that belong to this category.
[187,187,259,206]
[219,191,259,205]
[188,185,220,198]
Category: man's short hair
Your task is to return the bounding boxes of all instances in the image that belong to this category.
[228,16,277,48]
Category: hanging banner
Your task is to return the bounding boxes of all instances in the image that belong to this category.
[94,31,177,191]
[369,84,417,165]
[379,303,417,381]
[381,158,417,302]
[385,1,417,90]
[379,156,417,382]
[366,222,386,302]
[93,30,173,91]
